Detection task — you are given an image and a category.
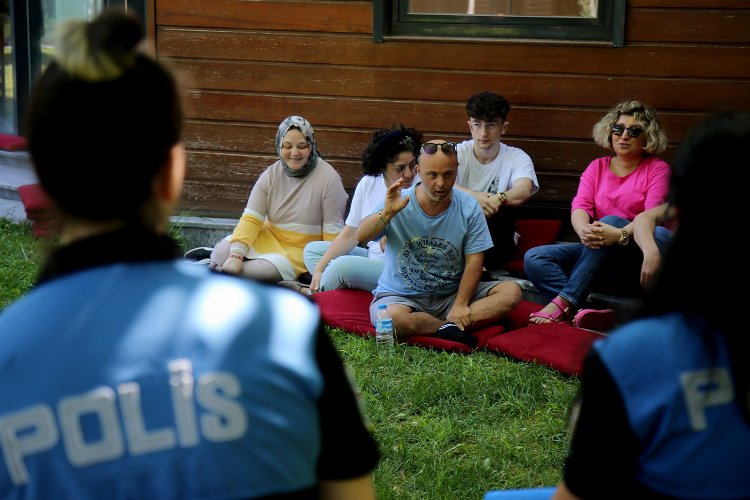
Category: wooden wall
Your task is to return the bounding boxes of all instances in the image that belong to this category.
[152,0,750,220]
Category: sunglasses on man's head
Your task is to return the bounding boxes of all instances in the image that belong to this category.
[421,142,457,155]
[611,124,644,138]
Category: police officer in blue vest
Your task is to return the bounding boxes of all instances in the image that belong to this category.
[0,8,378,499]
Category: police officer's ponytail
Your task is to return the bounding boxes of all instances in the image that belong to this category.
[27,8,183,224]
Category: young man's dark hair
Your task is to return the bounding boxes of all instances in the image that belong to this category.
[465,91,510,123]
[455,91,538,271]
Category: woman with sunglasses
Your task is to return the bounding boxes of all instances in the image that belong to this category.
[525,100,671,328]
[303,125,422,294]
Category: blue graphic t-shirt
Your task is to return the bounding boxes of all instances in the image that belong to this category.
[374,184,492,297]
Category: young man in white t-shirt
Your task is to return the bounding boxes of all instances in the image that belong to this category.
[455,91,540,270]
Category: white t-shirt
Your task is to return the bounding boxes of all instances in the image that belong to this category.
[347,174,422,260]
[345,175,388,260]
[456,140,539,195]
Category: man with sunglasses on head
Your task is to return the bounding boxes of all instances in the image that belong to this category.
[356,140,522,347]
[455,91,539,271]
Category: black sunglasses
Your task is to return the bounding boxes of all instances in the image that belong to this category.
[611,124,644,138]
[421,142,457,155]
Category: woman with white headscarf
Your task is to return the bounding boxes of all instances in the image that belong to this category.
[210,116,348,289]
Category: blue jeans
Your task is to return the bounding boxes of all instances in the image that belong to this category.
[303,241,384,292]
[523,215,672,308]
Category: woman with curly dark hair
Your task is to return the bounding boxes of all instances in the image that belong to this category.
[304,124,422,293]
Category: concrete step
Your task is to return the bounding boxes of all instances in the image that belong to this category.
[0,150,35,223]
[0,151,237,247]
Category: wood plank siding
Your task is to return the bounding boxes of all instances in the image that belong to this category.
[151,0,750,220]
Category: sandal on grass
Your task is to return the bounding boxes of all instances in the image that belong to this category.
[529,296,570,324]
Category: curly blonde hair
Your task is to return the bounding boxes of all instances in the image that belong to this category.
[592,100,667,155]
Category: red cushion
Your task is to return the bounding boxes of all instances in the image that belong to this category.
[30,220,57,238]
[406,324,504,353]
[508,219,562,277]
[17,184,58,238]
[312,289,375,337]
[312,289,504,352]
[0,134,28,151]
[18,184,53,218]
[502,299,544,332]
[311,289,600,374]
[484,323,605,376]
[513,219,563,258]
[502,259,524,277]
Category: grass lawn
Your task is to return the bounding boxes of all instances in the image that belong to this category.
[1,218,579,499]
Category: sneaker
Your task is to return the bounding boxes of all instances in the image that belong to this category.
[433,322,478,348]
[184,246,213,261]
[573,308,617,332]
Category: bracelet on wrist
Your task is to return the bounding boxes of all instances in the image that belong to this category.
[228,253,244,260]
[496,192,508,205]
[378,211,389,226]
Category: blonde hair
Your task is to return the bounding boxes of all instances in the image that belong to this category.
[55,9,141,82]
[592,100,667,155]
[27,8,183,223]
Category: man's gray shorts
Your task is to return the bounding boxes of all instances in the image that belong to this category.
[369,281,502,325]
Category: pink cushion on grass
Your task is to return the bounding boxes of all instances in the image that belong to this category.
[484,323,605,376]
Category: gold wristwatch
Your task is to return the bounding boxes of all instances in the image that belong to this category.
[496,191,508,205]
[618,227,630,246]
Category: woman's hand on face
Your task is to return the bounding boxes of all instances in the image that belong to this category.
[221,255,244,274]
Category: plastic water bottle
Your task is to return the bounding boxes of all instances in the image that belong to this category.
[375,304,394,347]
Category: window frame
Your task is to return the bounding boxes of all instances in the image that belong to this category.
[373,0,626,47]
[10,0,145,135]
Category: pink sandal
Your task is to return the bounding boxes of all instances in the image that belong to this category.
[573,308,617,332]
[529,296,571,324]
